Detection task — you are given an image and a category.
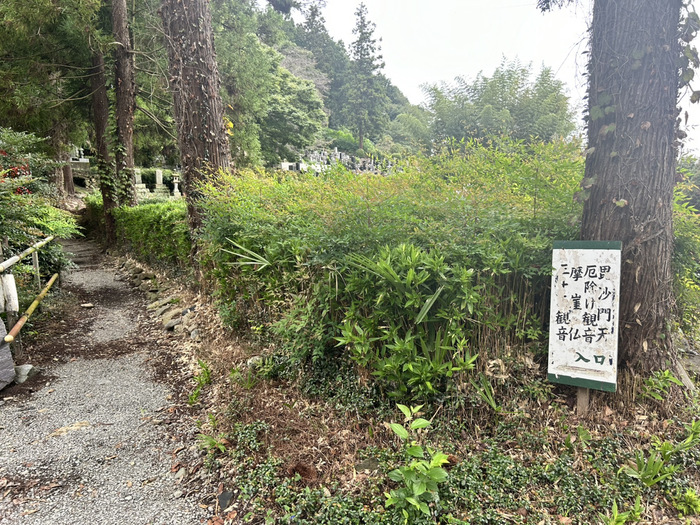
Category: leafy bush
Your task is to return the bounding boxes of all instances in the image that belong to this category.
[112,199,191,269]
[82,191,106,239]
[672,181,700,341]
[337,244,479,399]
[385,404,450,521]
[85,192,190,270]
[0,127,78,278]
[198,138,583,401]
[323,127,360,155]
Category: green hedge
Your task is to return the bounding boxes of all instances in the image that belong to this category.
[113,200,190,268]
[84,192,191,270]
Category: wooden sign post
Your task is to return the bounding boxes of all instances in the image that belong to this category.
[547,241,622,415]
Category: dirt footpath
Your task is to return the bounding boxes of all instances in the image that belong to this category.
[0,238,210,524]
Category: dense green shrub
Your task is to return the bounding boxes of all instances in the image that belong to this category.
[85,191,190,269]
[82,191,106,239]
[112,199,191,269]
[0,127,78,277]
[673,181,700,341]
[199,139,583,400]
[337,244,479,400]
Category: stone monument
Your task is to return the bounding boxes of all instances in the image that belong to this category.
[153,169,170,198]
[134,168,152,202]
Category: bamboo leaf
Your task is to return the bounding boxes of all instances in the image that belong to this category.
[416,286,444,324]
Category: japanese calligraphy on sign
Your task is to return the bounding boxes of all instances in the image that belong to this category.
[547,241,622,392]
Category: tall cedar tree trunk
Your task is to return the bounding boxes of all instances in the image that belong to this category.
[581,0,681,374]
[90,51,119,245]
[159,0,230,233]
[113,0,136,205]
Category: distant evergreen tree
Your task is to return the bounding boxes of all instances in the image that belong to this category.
[344,3,388,151]
[296,5,352,129]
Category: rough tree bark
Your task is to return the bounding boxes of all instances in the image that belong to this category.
[61,151,75,197]
[48,123,69,199]
[113,0,136,205]
[580,0,681,374]
[159,0,231,233]
[90,51,119,245]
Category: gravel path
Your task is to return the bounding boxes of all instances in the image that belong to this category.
[0,239,208,524]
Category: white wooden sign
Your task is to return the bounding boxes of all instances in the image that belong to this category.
[548,241,622,392]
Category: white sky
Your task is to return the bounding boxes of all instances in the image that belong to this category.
[315,0,700,152]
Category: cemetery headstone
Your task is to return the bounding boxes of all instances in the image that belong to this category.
[153,168,170,198]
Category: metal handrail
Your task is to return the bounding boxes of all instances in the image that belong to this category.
[4,273,59,343]
[0,235,54,273]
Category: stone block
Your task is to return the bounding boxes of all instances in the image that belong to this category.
[161,308,182,326]
[0,320,15,390]
[14,364,38,384]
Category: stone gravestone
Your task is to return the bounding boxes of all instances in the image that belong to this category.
[0,319,16,390]
[152,169,170,198]
[134,168,152,202]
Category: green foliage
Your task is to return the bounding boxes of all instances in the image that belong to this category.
[424,60,575,147]
[673,488,700,516]
[381,107,431,156]
[620,420,700,489]
[619,449,680,487]
[344,3,389,150]
[217,419,700,524]
[229,364,261,390]
[0,128,78,275]
[83,191,106,239]
[189,359,213,405]
[213,0,326,167]
[229,420,270,453]
[673,159,700,340]
[322,127,359,155]
[197,432,228,455]
[112,200,191,269]
[385,404,450,523]
[337,244,479,400]
[0,0,94,152]
[599,496,643,525]
[470,373,501,414]
[294,4,353,131]
[259,67,326,165]
[641,370,683,401]
[652,420,700,462]
[199,140,583,401]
